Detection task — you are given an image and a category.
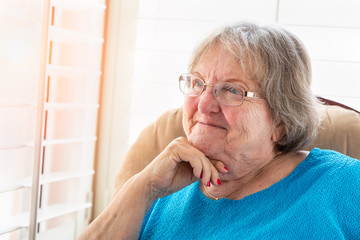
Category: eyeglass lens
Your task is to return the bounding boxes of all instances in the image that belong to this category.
[179,74,245,106]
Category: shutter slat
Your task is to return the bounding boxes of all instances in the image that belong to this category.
[1,0,105,237]
[0,202,92,235]
[47,64,102,77]
[51,0,106,11]
[49,26,104,44]
[45,103,99,110]
[0,143,33,150]
[0,103,36,108]
[0,180,31,194]
[38,202,93,223]
[0,213,28,235]
[43,137,97,146]
[0,170,94,194]
[41,170,95,185]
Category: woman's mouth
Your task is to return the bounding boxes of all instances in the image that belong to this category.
[197,121,226,130]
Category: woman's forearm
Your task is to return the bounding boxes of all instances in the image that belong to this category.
[78,173,155,240]
[78,137,221,239]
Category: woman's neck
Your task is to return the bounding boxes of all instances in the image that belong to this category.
[201,150,309,200]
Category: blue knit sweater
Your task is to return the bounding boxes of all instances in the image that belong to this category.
[139,149,360,239]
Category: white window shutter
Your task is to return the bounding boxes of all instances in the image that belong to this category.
[0,0,106,239]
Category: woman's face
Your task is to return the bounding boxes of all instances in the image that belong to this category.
[183,45,283,177]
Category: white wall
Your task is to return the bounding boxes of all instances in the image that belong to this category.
[130,0,279,143]
[95,0,360,216]
[130,0,360,143]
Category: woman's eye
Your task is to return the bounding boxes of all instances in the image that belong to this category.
[193,80,203,88]
[227,87,242,95]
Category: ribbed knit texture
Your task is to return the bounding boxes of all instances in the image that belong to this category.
[139,148,360,239]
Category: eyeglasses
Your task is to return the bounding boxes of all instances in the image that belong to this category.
[179,73,263,107]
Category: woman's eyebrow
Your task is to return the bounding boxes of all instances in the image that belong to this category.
[191,71,251,89]
[225,78,250,89]
[191,71,204,80]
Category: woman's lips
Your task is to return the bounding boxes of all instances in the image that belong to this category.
[197,121,226,130]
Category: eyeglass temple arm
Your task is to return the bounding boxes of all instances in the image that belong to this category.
[244,91,263,99]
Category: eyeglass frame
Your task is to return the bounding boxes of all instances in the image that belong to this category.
[178,73,264,107]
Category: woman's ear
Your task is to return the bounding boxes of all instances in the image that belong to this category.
[271,122,286,142]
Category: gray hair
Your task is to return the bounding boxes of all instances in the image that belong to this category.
[188,22,323,153]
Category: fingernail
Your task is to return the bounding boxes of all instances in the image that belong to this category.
[224,167,229,171]
[200,173,202,179]
[217,179,222,185]
[207,180,211,187]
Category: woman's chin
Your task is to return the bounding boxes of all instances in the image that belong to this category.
[188,135,224,157]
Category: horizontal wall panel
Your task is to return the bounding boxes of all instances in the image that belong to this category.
[133,50,189,84]
[312,61,360,98]
[135,19,158,50]
[279,0,360,28]
[129,81,183,141]
[156,20,223,52]
[130,82,183,116]
[138,0,158,17]
[286,26,360,63]
[140,0,278,23]
[136,19,224,51]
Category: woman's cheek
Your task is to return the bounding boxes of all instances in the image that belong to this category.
[182,113,191,136]
[183,97,198,136]
[224,107,255,136]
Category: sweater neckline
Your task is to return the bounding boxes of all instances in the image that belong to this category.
[197,148,318,203]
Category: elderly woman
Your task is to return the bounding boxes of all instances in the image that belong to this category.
[79,22,360,239]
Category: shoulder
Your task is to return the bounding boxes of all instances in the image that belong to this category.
[308,148,360,169]
[306,148,360,190]
[298,148,360,192]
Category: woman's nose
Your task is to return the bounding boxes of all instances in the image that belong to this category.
[197,86,221,114]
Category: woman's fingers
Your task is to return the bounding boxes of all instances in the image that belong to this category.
[173,138,215,185]
[172,138,222,187]
[210,163,221,186]
[170,138,204,178]
[210,159,229,174]
[150,137,223,194]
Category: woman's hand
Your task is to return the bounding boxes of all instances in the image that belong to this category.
[78,137,228,240]
[141,137,226,200]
